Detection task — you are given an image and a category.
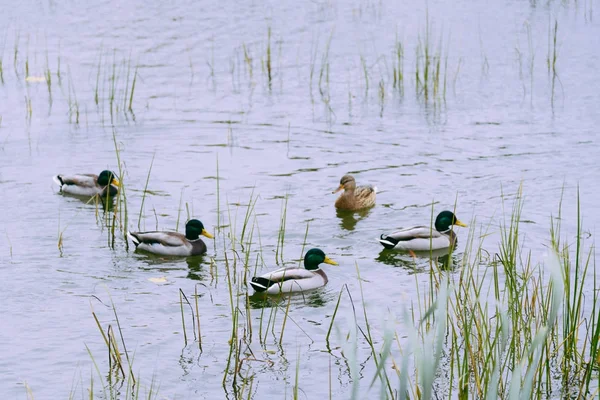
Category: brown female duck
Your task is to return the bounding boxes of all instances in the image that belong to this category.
[332,174,377,211]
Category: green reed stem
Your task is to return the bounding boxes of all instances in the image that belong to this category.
[195,285,202,351]
[180,289,188,345]
[137,153,155,231]
[128,64,138,112]
[279,294,292,344]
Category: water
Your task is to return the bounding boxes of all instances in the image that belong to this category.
[1,0,599,397]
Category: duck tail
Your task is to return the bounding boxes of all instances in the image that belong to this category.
[378,234,397,250]
[127,231,141,247]
[250,277,273,292]
[53,175,64,187]
[373,186,378,194]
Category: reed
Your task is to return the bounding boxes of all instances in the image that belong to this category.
[44,51,52,100]
[13,31,19,78]
[443,36,449,100]
[188,49,195,85]
[207,38,215,86]
[56,42,62,86]
[94,50,102,106]
[293,348,301,399]
[266,27,272,90]
[356,262,394,398]
[309,37,319,101]
[318,29,334,102]
[128,64,138,113]
[279,294,293,343]
[180,289,188,345]
[195,285,203,351]
[67,68,80,125]
[239,188,257,247]
[548,19,559,106]
[216,155,221,232]
[24,94,32,124]
[0,31,6,84]
[452,57,462,95]
[176,187,185,232]
[479,27,490,77]
[274,194,289,264]
[526,22,534,105]
[392,35,404,94]
[243,43,253,82]
[414,13,449,105]
[325,285,346,349]
[123,53,132,112]
[223,249,240,384]
[137,153,154,231]
[90,49,140,121]
[360,54,369,97]
[87,298,161,399]
[109,50,117,122]
[111,128,129,249]
[378,79,385,117]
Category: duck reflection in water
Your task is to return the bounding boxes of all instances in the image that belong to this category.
[377,247,456,271]
[185,255,207,281]
[336,207,371,231]
[248,288,329,310]
[59,191,117,212]
[134,254,208,281]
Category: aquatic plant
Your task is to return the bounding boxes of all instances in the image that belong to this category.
[266,27,272,90]
[548,19,559,106]
[44,50,52,101]
[0,32,6,84]
[392,35,404,95]
[415,10,449,105]
[85,299,160,400]
[136,153,154,231]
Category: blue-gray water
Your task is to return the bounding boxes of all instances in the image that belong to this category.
[1,0,599,397]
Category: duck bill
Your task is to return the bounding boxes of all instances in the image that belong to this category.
[455,220,468,227]
[111,178,120,187]
[331,184,344,194]
[201,229,214,239]
[323,256,338,265]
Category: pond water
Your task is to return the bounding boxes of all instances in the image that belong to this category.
[1,0,599,398]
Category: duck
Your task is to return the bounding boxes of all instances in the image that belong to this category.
[53,170,120,197]
[250,248,338,294]
[127,219,213,256]
[332,174,377,210]
[378,210,467,251]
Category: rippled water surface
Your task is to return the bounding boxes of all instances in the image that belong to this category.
[1,0,599,398]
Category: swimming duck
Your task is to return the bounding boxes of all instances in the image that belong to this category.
[250,248,338,294]
[127,219,213,256]
[53,170,120,197]
[332,174,376,210]
[378,211,467,251]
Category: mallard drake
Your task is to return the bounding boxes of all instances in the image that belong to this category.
[127,219,213,256]
[53,170,120,197]
[332,174,376,210]
[250,248,338,294]
[378,211,467,251]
